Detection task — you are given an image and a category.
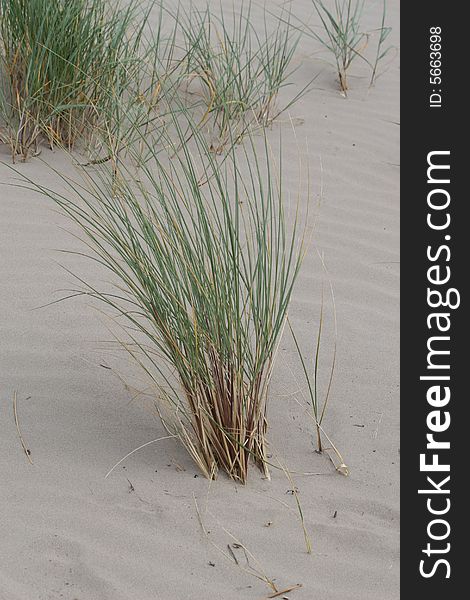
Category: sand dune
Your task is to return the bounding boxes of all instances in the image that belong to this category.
[0,1,399,598]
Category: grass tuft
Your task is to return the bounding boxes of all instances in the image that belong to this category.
[21,106,307,483]
[0,0,161,160]
[307,0,392,93]
[179,1,303,146]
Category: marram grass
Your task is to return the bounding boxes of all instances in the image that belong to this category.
[179,1,303,145]
[0,0,152,160]
[25,109,307,483]
[308,0,392,93]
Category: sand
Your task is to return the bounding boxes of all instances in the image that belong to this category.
[0,1,399,598]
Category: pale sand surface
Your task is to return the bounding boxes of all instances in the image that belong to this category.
[0,1,399,598]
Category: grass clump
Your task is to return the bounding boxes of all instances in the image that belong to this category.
[308,0,392,93]
[0,0,152,160]
[29,110,306,483]
[180,2,303,146]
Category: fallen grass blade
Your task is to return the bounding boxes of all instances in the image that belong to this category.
[104,435,176,479]
[277,457,312,554]
[13,391,33,465]
[194,493,279,593]
[267,583,303,598]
